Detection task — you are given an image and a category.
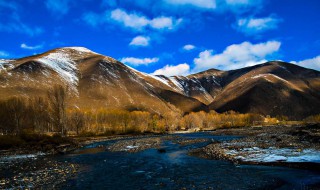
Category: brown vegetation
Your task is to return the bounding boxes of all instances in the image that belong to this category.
[179,110,264,130]
[0,85,318,144]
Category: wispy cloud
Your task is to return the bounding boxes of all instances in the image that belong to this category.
[83,8,183,32]
[235,16,281,35]
[193,40,281,71]
[129,36,150,47]
[291,56,320,71]
[102,0,260,13]
[150,16,179,30]
[82,0,265,35]
[182,44,196,51]
[110,9,182,31]
[45,0,72,16]
[151,63,190,76]
[20,43,44,50]
[121,57,159,66]
[110,9,149,30]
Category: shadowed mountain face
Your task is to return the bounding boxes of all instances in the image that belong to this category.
[208,62,320,119]
[0,47,319,119]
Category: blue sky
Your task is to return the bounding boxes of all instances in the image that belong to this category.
[0,0,319,75]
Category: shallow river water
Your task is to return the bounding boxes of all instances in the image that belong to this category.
[56,132,320,189]
[0,133,320,190]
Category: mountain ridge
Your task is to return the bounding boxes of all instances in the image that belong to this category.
[0,47,319,119]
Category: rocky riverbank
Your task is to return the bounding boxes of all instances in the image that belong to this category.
[0,134,80,157]
[190,124,320,170]
[0,133,163,157]
[0,134,163,189]
[0,155,79,189]
[107,137,162,153]
[106,135,211,153]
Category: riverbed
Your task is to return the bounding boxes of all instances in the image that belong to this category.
[1,132,320,189]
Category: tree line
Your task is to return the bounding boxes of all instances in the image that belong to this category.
[2,85,315,136]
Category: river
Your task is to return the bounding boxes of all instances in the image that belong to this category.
[58,132,320,189]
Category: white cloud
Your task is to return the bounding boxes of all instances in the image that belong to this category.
[183,44,196,51]
[164,0,216,9]
[110,9,182,31]
[20,43,43,50]
[0,51,10,58]
[193,41,281,71]
[110,9,149,30]
[150,17,181,30]
[291,56,320,71]
[129,36,150,47]
[236,16,281,35]
[121,57,159,66]
[152,63,190,76]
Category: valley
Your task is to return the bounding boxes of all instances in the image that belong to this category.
[0,47,319,190]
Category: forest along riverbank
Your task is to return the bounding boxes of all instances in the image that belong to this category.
[190,124,320,170]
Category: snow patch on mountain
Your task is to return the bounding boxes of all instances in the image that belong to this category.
[149,75,171,87]
[251,74,273,82]
[251,73,291,84]
[36,50,79,90]
[169,77,185,92]
[0,59,14,72]
[64,47,98,54]
[208,75,221,86]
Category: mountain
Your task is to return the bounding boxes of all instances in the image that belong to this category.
[0,47,319,119]
[208,62,320,119]
[0,47,206,114]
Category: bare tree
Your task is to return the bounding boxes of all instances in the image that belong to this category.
[70,111,85,135]
[48,85,67,136]
[5,98,26,135]
[29,97,51,133]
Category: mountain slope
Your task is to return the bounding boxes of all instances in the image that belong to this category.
[0,48,319,119]
[0,47,206,114]
[208,61,320,119]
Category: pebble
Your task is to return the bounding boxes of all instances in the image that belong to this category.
[0,157,80,189]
